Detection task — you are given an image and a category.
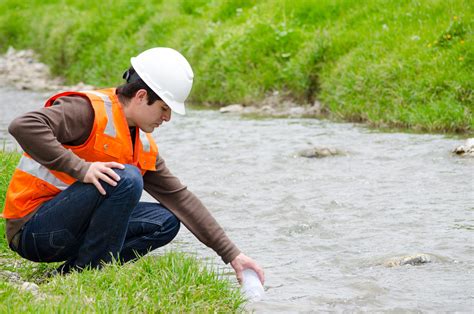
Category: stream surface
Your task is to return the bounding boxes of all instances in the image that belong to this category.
[1,86,473,312]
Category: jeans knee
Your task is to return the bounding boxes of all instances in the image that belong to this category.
[155,213,180,245]
[116,165,143,192]
[167,215,181,239]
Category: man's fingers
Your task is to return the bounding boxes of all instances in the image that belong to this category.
[97,172,118,187]
[83,162,125,194]
[104,162,125,169]
[236,270,243,285]
[101,166,121,182]
[93,179,106,195]
[257,269,265,285]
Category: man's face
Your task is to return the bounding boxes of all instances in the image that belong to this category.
[134,96,172,133]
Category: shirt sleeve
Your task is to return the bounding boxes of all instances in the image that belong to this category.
[8,96,94,181]
[143,155,241,264]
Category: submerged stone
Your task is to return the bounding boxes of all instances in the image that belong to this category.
[383,253,434,267]
[298,147,345,158]
[219,104,244,113]
[453,138,474,157]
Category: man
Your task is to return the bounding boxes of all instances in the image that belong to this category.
[2,47,264,284]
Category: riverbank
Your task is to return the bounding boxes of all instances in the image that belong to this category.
[1,100,473,311]
[0,151,244,312]
[0,0,471,134]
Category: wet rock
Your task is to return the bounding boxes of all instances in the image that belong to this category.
[218,92,327,118]
[298,147,345,158]
[220,104,244,113]
[453,138,474,157]
[21,282,40,294]
[0,46,94,92]
[260,105,275,114]
[0,47,61,91]
[242,105,259,114]
[383,253,433,267]
[252,93,327,117]
[288,106,306,117]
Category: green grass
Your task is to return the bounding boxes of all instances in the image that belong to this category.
[0,150,20,254]
[0,151,245,312]
[0,0,472,134]
[0,253,244,313]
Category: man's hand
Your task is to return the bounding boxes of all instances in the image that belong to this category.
[230,253,265,285]
[83,162,125,195]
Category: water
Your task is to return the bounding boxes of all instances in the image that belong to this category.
[1,86,473,312]
[0,86,47,150]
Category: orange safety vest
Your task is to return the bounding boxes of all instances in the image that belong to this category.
[2,88,158,219]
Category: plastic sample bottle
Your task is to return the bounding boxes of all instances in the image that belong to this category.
[241,269,265,301]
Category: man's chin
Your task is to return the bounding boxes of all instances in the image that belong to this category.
[139,126,154,133]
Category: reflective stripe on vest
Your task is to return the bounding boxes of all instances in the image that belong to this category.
[87,91,117,137]
[140,132,151,152]
[17,156,69,191]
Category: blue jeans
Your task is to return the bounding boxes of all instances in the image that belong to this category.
[16,165,180,272]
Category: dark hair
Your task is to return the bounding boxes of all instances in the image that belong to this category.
[116,67,162,105]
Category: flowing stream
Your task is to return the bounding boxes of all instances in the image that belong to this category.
[1,86,473,312]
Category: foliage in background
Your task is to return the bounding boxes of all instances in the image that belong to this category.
[0,0,472,133]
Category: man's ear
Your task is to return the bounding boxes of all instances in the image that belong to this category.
[135,89,148,102]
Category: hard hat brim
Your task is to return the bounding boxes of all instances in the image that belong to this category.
[165,100,186,115]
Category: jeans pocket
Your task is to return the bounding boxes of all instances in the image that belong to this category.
[31,229,77,262]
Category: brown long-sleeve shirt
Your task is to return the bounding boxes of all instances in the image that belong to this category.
[6,94,240,263]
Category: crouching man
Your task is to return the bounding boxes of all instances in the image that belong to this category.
[2,47,264,284]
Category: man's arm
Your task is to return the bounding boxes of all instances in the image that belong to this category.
[8,96,93,180]
[143,156,241,263]
[8,96,124,193]
[143,156,264,284]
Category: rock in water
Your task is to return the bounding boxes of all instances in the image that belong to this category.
[219,104,244,113]
[298,147,345,158]
[383,253,433,267]
[453,138,474,157]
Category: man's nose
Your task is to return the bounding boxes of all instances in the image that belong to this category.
[162,110,171,122]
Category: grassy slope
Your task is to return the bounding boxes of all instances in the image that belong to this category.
[0,152,244,312]
[0,253,244,313]
[0,0,472,133]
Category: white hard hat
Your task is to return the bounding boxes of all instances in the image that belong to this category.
[131,47,194,115]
